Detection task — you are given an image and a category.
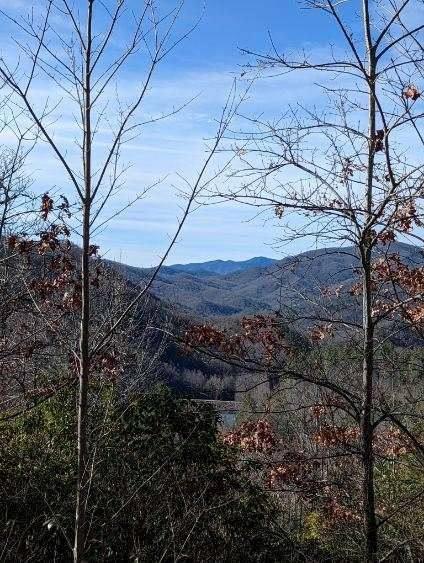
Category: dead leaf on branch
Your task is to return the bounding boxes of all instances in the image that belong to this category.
[372,129,385,153]
[403,84,421,101]
[40,193,54,220]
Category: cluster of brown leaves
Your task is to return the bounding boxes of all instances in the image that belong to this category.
[373,254,424,296]
[41,192,73,221]
[184,324,244,356]
[404,304,424,324]
[7,235,34,255]
[347,254,424,322]
[62,282,83,311]
[8,224,71,256]
[403,84,421,101]
[268,452,318,488]
[309,323,334,342]
[373,427,412,458]
[372,129,385,153]
[313,425,360,448]
[185,314,288,363]
[375,229,396,245]
[349,280,364,296]
[40,193,54,220]
[312,420,411,459]
[222,418,278,453]
[8,194,104,312]
[323,494,360,523]
[29,275,71,302]
[67,347,124,382]
[393,200,421,232]
[371,201,421,246]
[26,228,82,310]
[39,266,102,311]
[340,158,366,184]
[241,315,288,358]
[268,451,360,523]
[224,404,413,529]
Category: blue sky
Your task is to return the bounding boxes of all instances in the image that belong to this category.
[0,0,351,266]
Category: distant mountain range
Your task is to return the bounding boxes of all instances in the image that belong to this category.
[111,242,424,318]
[168,257,277,276]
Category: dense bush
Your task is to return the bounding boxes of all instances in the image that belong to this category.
[0,386,294,562]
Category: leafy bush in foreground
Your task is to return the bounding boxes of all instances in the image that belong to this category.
[0,386,295,562]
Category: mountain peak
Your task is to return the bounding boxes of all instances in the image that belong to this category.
[168,256,277,276]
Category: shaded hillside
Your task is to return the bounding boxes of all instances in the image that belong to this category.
[111,242,424,318]
[111,276,240,399]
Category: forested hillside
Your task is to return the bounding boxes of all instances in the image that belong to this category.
[113,242,424,318]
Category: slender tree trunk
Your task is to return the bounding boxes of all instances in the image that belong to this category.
[361,245,378,561]
[74,203,90,562]
[361,2,378,559]
[74,2,93,561]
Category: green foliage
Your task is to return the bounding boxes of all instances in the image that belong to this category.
[302,511,323,542]
[0,385,292,562]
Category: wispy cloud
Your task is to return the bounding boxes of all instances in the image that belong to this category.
[0,0,339,267]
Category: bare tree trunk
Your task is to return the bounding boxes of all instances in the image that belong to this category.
[74,2,93,561]
[361,3,378,557]
[74,203,90,563]
[361,245,378,561]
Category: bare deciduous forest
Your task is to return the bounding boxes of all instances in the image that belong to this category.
[0,1,424,561]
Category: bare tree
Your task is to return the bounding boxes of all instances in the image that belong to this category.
[197,1,424,559]
[0,1,238,560]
